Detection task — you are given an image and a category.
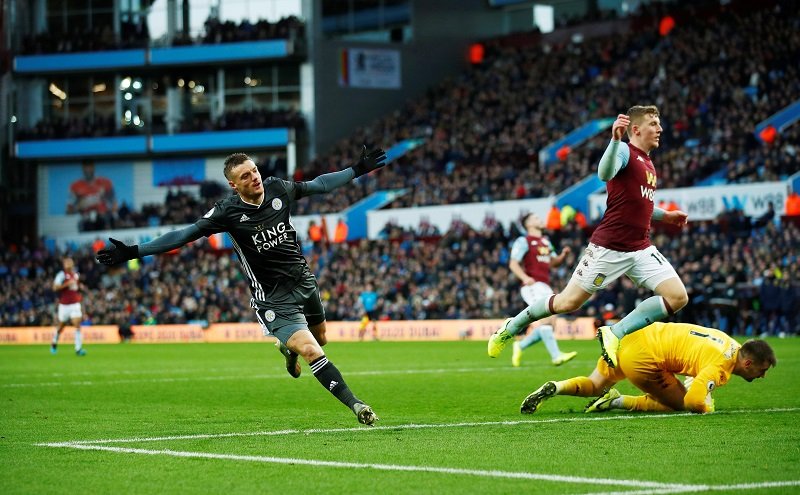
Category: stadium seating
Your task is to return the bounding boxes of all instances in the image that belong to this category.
[294,0,799,214]
[44,0,796,226]
[19,17,305,54]
[2,215,797,336]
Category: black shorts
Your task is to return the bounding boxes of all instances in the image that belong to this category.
[254,269,325,344]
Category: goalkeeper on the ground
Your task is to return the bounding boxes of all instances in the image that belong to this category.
[519,322,776,415]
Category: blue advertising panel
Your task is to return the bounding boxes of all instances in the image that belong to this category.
[152,128,290,153]
[151,40,290,66]
[14,49,146,73]
[16,136,147,159]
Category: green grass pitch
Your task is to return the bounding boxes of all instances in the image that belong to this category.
[2,338,799,494]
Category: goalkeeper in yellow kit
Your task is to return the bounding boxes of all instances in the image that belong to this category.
[520,322,776,414]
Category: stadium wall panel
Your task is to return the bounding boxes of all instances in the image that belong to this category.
[589,181,788,221]
[367,197,552,239]
[13,49,146,73]
[150,40,291,65]
[0,318,597,344]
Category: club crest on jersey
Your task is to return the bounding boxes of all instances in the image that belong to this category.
[592,273,606,287]
[265,310,276,322]
[271,198,283,210]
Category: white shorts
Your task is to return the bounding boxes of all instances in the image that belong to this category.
[520,281,554,306]
[570,243,678,294]
[57,303,83,323]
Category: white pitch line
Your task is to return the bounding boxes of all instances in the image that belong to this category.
[1,366,519,388]
[4,367,255,379]
[578,479,800,495]
[575,489,700,495]
[37,407,800,446]
[40,443,696,490]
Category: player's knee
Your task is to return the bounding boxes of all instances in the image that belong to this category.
[666,291,689,312]
[297,342,324,361]
[311,322,327,346]
[538,326,554,338]
[553,294,581,313]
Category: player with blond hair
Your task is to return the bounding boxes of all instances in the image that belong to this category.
[489,105,689,368]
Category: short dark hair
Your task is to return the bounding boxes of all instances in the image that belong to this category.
[740,339,777,367]
[223,153,252,179]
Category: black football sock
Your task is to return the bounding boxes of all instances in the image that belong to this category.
[310,355,360,410]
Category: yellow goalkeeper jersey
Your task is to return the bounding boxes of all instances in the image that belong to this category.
[629,322,740,409]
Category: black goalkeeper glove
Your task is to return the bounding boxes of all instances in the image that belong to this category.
[96,238,139,265]
[351,145,387,177]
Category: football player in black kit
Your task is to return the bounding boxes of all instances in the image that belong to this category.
[96,147,387,425]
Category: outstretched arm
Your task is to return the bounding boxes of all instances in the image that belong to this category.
[297,146,387,198]
[96,224,204,265]
[300,168,356,196]
[138,224,204,256]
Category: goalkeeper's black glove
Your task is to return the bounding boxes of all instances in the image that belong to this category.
[96,238,139,265]
[352,145,387,177]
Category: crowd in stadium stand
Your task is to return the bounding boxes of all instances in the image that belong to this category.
[16,2,798,226]
[15,115,140,141]
[177,109,305,133]
[2,213,798,338]
[20,20,149,54]
[16,109,304,142]
[77,187,221,232]
[196,16,305,44]
[294,0,799,215]
[19,16,304,54]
